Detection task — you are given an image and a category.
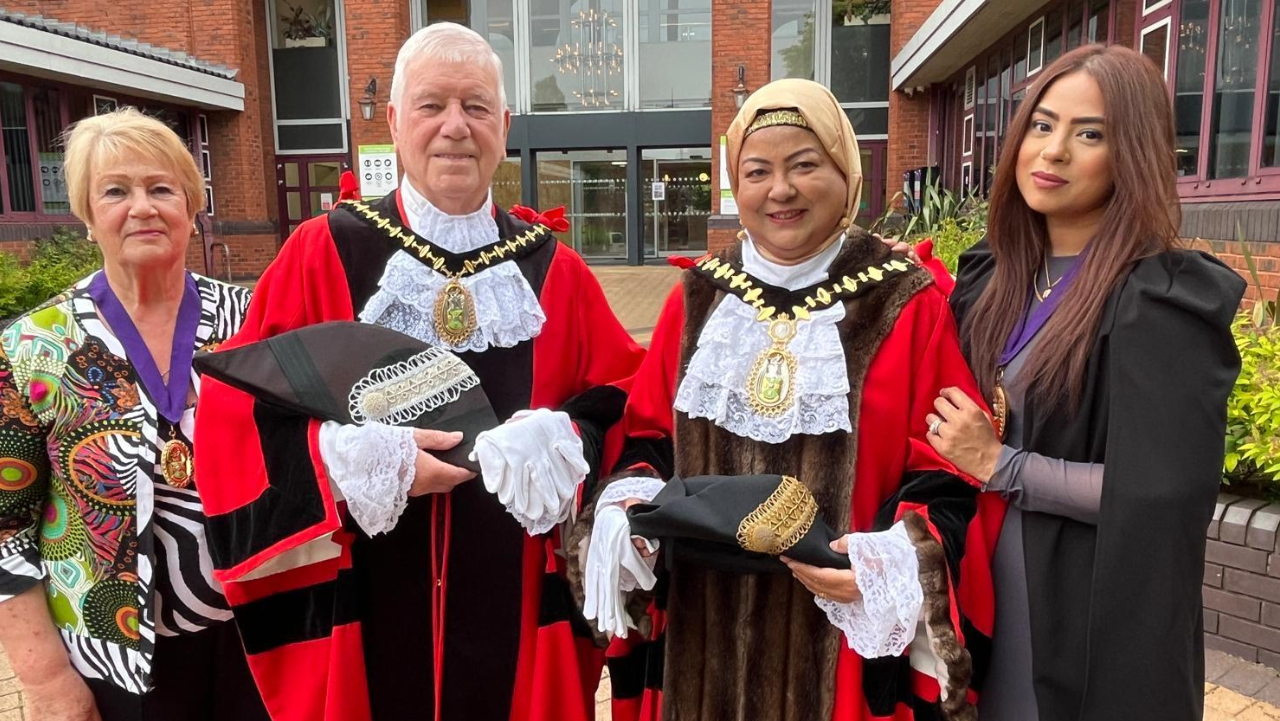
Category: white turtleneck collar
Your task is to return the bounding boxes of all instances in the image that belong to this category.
[399,178,500,254]
[741,233,846,291]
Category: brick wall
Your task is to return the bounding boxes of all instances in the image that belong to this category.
[707,0,773,255]
[887,0,941,212]
[1205,495,1280,668]
[1190,238,1280,305]
[344,0,407,156]
[2,0,278,278]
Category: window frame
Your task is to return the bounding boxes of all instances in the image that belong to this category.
[0,72,205,223]
[1139,16,1172,80]
[1153,0,1280,199]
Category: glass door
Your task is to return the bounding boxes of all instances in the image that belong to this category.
[276,156,347,241]
[642,148,711,257]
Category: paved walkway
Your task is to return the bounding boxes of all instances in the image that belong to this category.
[592,264,683,346]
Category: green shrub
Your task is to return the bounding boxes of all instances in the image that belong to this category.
[1224,312,1280,488]
[1224,224,1280,491]
[0,228,101,322]
[870,178,987,274]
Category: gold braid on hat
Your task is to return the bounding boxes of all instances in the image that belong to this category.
[745,109,809,137]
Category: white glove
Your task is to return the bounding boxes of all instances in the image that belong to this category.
[583,504,658,638]
[470,408,591,535]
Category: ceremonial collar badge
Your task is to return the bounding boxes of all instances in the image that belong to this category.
[691,253,912,416]
[340,200,551,347]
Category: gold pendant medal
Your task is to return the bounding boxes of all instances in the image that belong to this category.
[746,315,799,416]
[434,278,478,346]
[160,427,193,489]
[991,367,1009,441]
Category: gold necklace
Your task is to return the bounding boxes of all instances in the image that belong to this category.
[1034,255,1062,302]
[691,254,913,416]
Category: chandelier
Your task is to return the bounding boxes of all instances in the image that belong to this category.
[552,7,624,108]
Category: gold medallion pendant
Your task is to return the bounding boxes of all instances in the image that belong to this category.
[991,368,1009,441]
[434,279,478,346]
[746,316,800,416]
[160,435,193,489]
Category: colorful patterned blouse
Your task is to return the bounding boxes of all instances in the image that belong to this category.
[0,272,250,692]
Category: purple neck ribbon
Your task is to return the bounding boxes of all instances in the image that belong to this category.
[88,271,200,424]
[999,251,1088,367]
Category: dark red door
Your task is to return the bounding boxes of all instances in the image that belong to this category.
[276,155,348,242]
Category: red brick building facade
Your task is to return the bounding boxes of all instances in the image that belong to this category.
[1,0,1274,293]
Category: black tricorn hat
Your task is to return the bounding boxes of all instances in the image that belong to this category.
[193,321,498,472]
[626,474,851,573]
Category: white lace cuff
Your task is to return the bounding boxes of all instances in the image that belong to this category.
[815,522,923,658]
[318,421,418,537]
[596,476,667,513]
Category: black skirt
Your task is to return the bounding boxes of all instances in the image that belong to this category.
[85,621,270,721]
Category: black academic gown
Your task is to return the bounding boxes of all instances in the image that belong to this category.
[950,239,1245,721]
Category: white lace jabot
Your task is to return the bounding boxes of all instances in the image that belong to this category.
[358,180,546,352]
[673,235,853,444]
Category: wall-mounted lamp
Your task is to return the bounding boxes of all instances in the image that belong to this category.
[732,65,749,109]
[358,78,378,121]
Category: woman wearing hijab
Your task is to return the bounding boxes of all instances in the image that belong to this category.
[569,79,1005,721]
[925,45,1243,721]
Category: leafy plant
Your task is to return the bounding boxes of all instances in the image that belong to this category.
[870,176,987,274]
[280,1,332,40]
[0,228,101,322]
[1224,223,1280,489]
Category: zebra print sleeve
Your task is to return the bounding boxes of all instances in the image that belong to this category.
[0,344,51,602]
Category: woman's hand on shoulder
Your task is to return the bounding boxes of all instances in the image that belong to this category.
[873,234,920,264]
[925,387,1003,484]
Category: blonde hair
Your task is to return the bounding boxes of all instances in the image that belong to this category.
[63,107,205,223]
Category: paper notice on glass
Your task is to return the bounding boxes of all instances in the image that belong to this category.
[358,145,399,199]
[718,135,737,215]
[651,181,666,201]
[320,193,334,211]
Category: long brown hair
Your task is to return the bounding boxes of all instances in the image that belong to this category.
[963,44,1179,412]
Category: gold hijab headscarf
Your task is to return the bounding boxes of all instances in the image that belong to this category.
[726,78,863,227]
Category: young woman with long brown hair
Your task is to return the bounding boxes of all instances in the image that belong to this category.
[923,44,1245,721]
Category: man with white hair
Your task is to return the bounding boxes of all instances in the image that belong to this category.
[193,23,644,721]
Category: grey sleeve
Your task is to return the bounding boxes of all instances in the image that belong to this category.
[986,445,1104,525]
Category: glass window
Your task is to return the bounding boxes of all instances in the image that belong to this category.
[1175,0,1209,177]
[831,17,890,103]
[642,148,710,257]
[638,0,711,108]
[536,149,627,260]
[466,0,518,109]
[1087,0,1109,43]
[1014,30,1029,84]
[1264,4,1280,167]
[984,55,1000,190]
[531,0,627,111]
[1141,21,1171,79]
[272,0,335,48]
[1067,0,1084,50]
[844,107,889,135]
[773,0,815,81]
[31,88,68,215]
[1208,0,1262,179]
[1,83,34,213]
[1028,19,1045,74]
[494,155,523,209]
[998,48,1012,150]
[1045,10,1064,66]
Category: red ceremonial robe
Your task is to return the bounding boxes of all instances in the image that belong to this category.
[582,235,1004,721]
[193,191,644,721]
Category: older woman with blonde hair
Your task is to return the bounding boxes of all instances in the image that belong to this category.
[0,108,263,721]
